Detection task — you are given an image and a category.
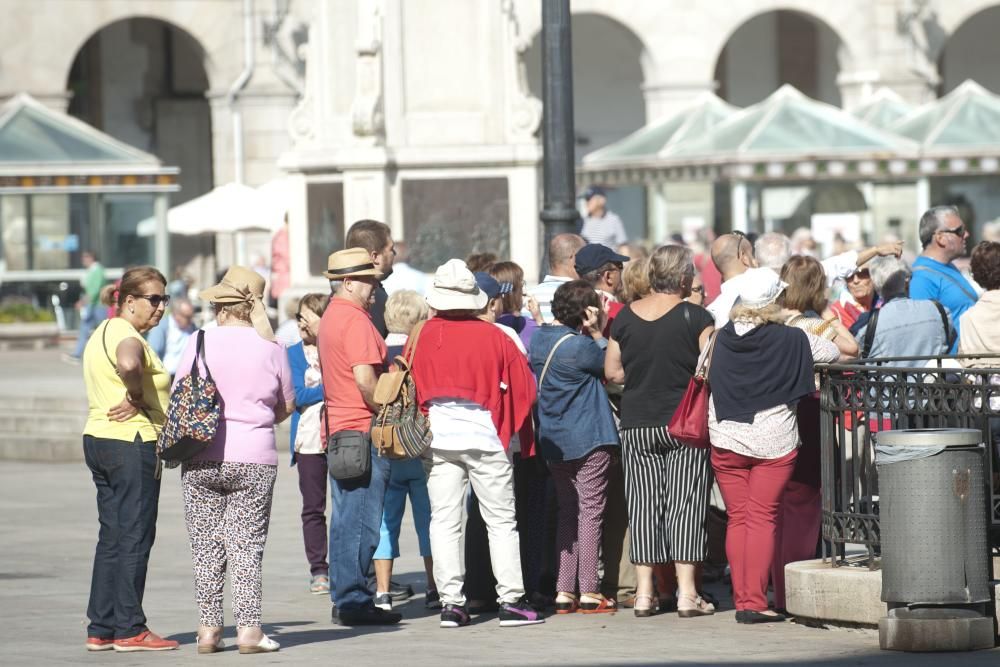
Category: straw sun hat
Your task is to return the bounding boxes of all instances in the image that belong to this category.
[199,265,275,341]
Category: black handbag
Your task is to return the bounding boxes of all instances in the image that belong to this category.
[316,345,372,482]
[326,428,372,483]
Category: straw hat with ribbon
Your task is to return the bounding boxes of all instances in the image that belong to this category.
[199,266,275,341]
[323,247,384,281]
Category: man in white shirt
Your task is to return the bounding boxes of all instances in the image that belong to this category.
[380,240,429,296]
[579,186,628,249]
[525,233,585,323]
[146,298,196,378]
[706,231,758,328]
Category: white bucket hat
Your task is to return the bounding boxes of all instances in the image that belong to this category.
[736,267,788,309]
[425,259,489,311]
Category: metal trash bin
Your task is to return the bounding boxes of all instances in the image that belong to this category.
[875,428,994,651]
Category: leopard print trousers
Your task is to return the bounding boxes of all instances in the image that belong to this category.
[181,461,277,628]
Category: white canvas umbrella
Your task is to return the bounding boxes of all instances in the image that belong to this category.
[137,182,286,236]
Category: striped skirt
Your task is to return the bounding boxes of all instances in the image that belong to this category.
[619,426,711,564]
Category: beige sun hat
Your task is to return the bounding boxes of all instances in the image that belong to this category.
[323,247,384,280]
[425,259,488,311]
[199,266,275,341]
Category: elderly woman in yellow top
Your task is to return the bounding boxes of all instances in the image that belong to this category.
[81,266,178,653]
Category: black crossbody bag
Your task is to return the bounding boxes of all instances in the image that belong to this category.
[317,347,372,483]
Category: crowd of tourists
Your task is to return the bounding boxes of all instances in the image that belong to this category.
[77,206,1000,652]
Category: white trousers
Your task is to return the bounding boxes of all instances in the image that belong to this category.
[425,447,525,606]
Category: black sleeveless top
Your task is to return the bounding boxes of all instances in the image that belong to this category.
[610,301,714,429]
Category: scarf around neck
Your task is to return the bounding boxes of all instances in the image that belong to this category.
[708,321,815,424]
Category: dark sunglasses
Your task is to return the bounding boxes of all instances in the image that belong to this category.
[937,225,966,238]
[133,294,170,308]
[848,269,871,281]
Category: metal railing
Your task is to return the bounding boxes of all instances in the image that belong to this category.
[818,355,1000,568]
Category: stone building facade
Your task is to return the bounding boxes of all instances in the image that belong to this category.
[3,0,1000,284]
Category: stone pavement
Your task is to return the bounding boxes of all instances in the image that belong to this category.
[2,460,998,667]
[2,347,999,664]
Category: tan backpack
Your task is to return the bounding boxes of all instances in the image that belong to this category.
[370,320,433,459]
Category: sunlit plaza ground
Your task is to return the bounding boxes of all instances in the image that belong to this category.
[1,347,999,665]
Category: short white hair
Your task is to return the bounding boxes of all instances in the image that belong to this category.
[868,256,910,293]
[754,233,791,272]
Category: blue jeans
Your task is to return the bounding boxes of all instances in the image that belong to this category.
[73,304,106,358]
[83,434,161,639]
[329,442,390,610]
[375,458,432,560]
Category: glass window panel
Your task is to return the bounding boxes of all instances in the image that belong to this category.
[1,195,28,271]
[31,194,71,270]
[402,178,510,273]
[306,182,344,276]
[102,194,155,267]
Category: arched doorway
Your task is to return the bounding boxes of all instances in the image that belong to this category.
[67,17,215,285]
[938,6,1000,95]
[67,18,213,205]
[714,10,845,107]
[525,13,648,240]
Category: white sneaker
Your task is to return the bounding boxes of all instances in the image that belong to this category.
[374,593,393,611]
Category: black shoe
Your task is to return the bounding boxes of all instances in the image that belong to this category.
[374,593,393,611]
[425,589,442,610]
[498,596,545,627]
[389,580,414,601]
[335,605,402,626]
[440,603,470,628]
[736,610,786,624]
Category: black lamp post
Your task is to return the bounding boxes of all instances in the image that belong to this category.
[539,0,578,280]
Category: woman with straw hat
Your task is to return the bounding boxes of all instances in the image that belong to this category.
[173,266,295,653]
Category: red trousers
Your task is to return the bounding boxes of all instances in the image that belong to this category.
[711,447,797,612]
[770,480,821,610]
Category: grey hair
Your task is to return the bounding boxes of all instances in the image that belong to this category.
[648,245,694,294]
[868,255,910,293]
[918,205,961,248]
[329,279,345,294]
[754,233,792,272]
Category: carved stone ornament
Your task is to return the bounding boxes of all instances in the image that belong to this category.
[502,0,542,141]
[350,0,385,143]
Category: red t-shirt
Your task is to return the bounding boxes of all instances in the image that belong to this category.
[317,298,387,433]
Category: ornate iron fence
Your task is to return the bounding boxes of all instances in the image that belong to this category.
[818,355,1000,568]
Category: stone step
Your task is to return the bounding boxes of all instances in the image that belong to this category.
[0,432,83,462]
[0,410,86,435]
[0,394,87,413]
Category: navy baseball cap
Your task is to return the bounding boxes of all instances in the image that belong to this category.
[581,185,606,200]
[574,243,630,275]
[474,272,513,300]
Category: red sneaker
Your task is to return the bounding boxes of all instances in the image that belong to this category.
[85,637,114,651]
[113,630,179,652]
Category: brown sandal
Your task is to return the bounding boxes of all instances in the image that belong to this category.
[677,594,715,618]
[633,594,658,618]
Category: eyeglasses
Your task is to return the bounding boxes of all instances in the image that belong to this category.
[936,225,966,238]
[848,269,871,281]
[133,294,170,308]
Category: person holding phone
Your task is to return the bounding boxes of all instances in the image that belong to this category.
[531,281,621,614]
